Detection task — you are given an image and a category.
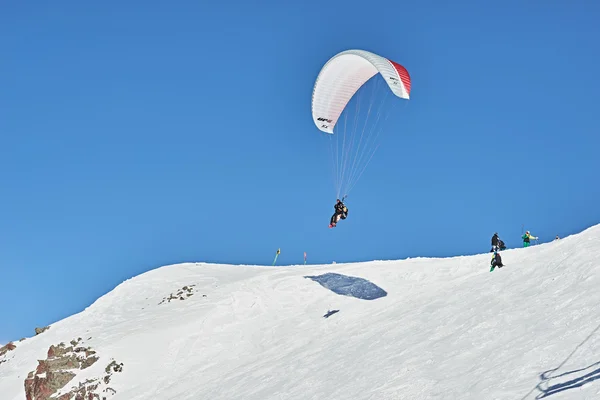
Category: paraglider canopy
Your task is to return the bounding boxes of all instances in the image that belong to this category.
[311,49,411,134]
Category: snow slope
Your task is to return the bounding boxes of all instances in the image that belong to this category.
[2,224,600,399]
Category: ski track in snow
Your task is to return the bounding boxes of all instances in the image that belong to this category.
[1,226,600,399]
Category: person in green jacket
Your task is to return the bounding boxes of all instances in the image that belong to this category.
[522,231,538,247]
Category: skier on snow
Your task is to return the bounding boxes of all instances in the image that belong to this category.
[490,251,504,271]
[522,231,538,247]
[329,199,348,228]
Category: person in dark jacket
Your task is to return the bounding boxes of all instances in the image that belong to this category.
[329,199,348,228]
[490,251,504,271]
[491,232,506,252]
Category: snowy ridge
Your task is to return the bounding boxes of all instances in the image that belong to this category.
[1,224,600,399]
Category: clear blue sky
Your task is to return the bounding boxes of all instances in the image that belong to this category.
[2,1,599,342]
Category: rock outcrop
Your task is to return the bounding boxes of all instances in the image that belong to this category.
[159,284,199,304]
[24,338,123,400]
[35,326,50,335]
[0,341,17,356]
[0,341,17,366]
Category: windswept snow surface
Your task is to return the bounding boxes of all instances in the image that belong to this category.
[2,225,600,399]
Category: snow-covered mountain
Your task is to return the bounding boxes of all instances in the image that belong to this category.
[2,224,600,399]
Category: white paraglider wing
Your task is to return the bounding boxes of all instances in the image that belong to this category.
[311,49,411,134]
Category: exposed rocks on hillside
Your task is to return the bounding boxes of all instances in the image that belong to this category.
[159,284,202,304]
[35,326,50,335]
[104,360,124,382]
[54,358,123,400]
[0,341,17,356]
[24,338,123,400]
[0,341,17,366]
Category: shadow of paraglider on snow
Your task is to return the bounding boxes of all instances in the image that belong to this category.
[534,361,600,398]
[304,272,387,300]
[519,322,600,399]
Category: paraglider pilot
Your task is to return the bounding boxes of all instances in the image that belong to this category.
[329,199,348,228]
